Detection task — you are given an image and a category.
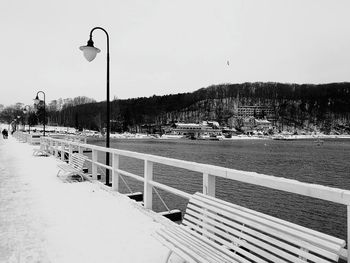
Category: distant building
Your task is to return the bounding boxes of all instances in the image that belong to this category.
[140,124,161,134]
[171,121,221,137]
[255,119,272,133]
[228,116,272,135]
[237,106,275,119]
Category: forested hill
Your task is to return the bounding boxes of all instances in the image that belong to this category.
[51,82,350,133]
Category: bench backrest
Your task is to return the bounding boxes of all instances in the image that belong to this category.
[70,153,88,171]
[30,135,41,145]
[182,192,346,263]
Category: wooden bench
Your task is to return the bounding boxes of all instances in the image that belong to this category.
[155,192,346,263]
[57,153,88,181]
[29,134,41,145]
[33,143,49,157]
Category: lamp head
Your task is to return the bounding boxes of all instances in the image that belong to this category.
[34,95,40,105]
[79,39,100,62]
[23,105,30,114]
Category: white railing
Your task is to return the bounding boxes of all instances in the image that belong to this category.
[37,136,350,261]
[13,131,41,144]
[13,131,87,145]
[49,134,87,144]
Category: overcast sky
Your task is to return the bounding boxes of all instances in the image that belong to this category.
[0,0,349,107]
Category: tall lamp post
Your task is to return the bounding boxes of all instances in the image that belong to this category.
[13,119,17,133]
[80,27,111,186]
[34,91,46,136]
[23,105,31,134]
[17,116,22,131]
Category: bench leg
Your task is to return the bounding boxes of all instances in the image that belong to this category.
[165,251,188,263]
[77,173,84,182]
[57,170,84,182]
[165,250,173,263]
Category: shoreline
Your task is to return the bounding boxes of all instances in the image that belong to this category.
[90,133,350,141]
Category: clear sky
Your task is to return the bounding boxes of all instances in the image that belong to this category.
[0,0,349,107]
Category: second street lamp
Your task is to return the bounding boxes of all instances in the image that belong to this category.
[17,116,21,131]
[80,26,111,186]
[34,91,46,136]
[23,105,31,134]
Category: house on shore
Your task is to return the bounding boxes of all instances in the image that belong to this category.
[170,121,222,138]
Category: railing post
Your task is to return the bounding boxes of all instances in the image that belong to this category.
[68,144,73,164]
[54,141,59,158]
[92,149,98,180]
[50,140,53,155]
[60,142,65,161]
[50,140,54,154]
[78,145,83,154]
[144,160,153,209]
[42,138,46,153]
[47,139,50,153]
[112,153,119,191]
[203,173,216,197]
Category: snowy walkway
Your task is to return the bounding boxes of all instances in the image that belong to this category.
[0,136,168,263]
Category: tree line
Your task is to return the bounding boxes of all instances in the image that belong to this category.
[1,83,349,133]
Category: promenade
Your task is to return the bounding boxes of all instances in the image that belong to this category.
[0,136,168,262]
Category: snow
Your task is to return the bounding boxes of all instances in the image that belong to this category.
[0,136,170,262]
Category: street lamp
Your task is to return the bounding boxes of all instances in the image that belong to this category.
[23,105,31,134]
[13,119,17,132]
[34,91,46,136]
[17,116,21,131]
[80,27,111,186]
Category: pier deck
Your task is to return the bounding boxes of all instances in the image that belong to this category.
[0,137,167,262]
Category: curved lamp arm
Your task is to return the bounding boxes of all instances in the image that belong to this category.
[34,91,46,105]
[80,27,109,62]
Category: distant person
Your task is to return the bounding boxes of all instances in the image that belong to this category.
[2,129,8,139]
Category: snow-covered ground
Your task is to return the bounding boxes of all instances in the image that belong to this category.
[0,136,170,262]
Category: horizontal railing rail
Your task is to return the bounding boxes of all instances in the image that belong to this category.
[35,135,350,261]
[40,136,350,205]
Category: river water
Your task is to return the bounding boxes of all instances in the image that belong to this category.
[89,138,350,241]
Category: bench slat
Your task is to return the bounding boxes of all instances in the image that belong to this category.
[57,153,88,179]
[196,193,345,248]
[185,203,330,263]
[174,225,252,263]
[73,156,87,162]
[180,221,267,263]
[154,233,203,263]
[155,192,346,263]
[187,197,340,262]
[183,217,274,263]
[184,207,332,263]
[169,225,242,263]
[162,228,230,263]
[185,211,293,263]
[156,228,215,263]
[193,193,343,251]
[190,194,343,258]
